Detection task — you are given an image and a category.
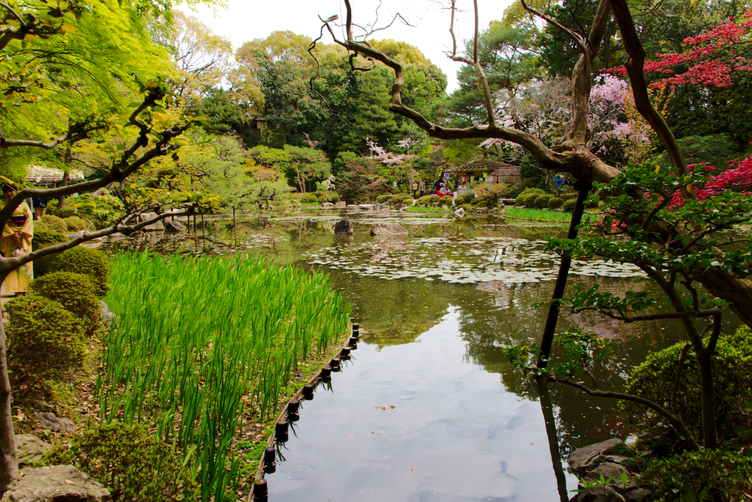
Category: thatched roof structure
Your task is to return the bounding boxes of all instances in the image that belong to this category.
[25,165,84,184]
[446,159,521,184]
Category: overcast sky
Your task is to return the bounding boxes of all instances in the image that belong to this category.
[181,0,515,93]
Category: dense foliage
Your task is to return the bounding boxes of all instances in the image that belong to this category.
[32,272,101,337]
[44,422,200,502]
[48,247,111,297]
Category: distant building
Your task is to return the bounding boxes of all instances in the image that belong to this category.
[446,160,521,192]
[25,164,84,185]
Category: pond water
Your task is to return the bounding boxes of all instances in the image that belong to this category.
[106,210,739,501]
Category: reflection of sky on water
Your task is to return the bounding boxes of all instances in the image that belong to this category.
[306,236,643,285]
[269,308,578,502]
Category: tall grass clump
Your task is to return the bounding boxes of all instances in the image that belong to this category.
[504,207,589,223]
[100,253,351,502]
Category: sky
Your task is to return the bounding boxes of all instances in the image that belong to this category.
[181,0,516,93]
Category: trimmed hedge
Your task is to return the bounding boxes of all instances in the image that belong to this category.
[48,246,110,297]
[41,214,68,233]
[299,193,320,204]
[640,449,752,501]
[622,325,752,448]
[548,197,564,209]
[516,188,545,206]
[64,216,89,232]
[454,193,475,205]
[4,295,86,387]
[44,422,200,502]
[32,272,101,336]
[32,227,68,252]
[563,199,577,212]
[533,194,554,208]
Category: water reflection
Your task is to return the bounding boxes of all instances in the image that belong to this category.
[102,212,740,500]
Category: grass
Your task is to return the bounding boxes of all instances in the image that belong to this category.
[504,207,593,223]
[406,205,450,213]
[100,253,351,501]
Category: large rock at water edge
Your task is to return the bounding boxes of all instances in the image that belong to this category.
[163,220,186,233]
[370,224,408,236]
[334,219,353,235]
[2,465,111,502]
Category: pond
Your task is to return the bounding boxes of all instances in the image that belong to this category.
[106,209,739,501]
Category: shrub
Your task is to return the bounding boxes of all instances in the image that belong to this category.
[64,216,89,232]
[43,422,200,502]
[390,194,413,205]
[299,193,320,204]
[516,188,545,206]
[622,325,752,448]
[32,272,101,336]
[32,227,68,252]
[321,191,340,204]
[63,191,125,229]
[533,194,554,208]
[4,295,86,387]
[561,191,579,201]
[548,197,564,209]
[563,199,577,212]
[416,195,440,206]
[524,193,540,207]
[376,195,391,204]
[41,214,68,233]
[640,449,752,501]
[54,205,78,218]
[454,193,475,205]
[49,246,110,297]
[508,178,537,197]
[472,196,496,208]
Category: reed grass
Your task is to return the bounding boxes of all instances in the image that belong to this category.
[504,207,592,223]
[100,253,351,501]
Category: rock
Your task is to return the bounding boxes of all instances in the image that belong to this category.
[99,301,113,328]
[359,204,374,211]
[322,202,334,208]
[163,220,185,233]
[454,207,466,218]
[16,435,51,468]
[346,205,359,211]
[2,465,111,502]
[335,201,346,209]
[477,207,489,214]
[334,219,353,235]
[568,439,651,502]
[370,224,408,236]
[567,438,625,478]
[34,412,76,433]
[138,213,164,231]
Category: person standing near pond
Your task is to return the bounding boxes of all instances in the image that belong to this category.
[419,179,425,197]
[1,183,33,294]
[412,180,418,198]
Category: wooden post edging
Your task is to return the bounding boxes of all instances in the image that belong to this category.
[248,322,361,501]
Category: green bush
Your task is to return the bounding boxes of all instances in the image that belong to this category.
[49,246,110,297]
[32,272,101,336]
[4,295,85,387]
[390,194,412,205]
[43,422,199,502]
[454,193,475,205]
[32,227,68,252]
[548,197,564,209]
[376,195,391,204]
[523,194,539,207]
[299,193,320,204]
[533,194,553,208]
[563,199,577,212]
[41,214,68,233]
[640,449,752,501]
[64,216,89,232]
[416,195,441,206]
[321,191,340,204]
[623,325,752,448]
[63,191,125,229]
[508,178,537,198]
[53,204,77,218]
[561,191,579,201]
[472,196,496,208]
[516,188,545,206]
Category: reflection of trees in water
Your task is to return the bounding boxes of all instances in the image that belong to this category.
[456,275,692,451]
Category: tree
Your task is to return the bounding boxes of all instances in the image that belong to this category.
[315,0,752,329]
[0,0,207,490]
